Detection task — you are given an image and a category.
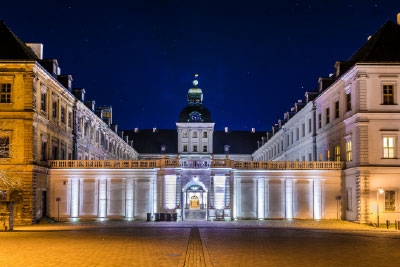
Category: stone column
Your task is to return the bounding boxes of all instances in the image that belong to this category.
[98,178,107,218]
[125,178,134,218]
[176,175,181,208]
[285,179,293,219]
[257,177,265,219]
[70,178,79,218]
[313,179,321,219]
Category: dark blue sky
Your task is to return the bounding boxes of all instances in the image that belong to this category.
[2,1,399,131]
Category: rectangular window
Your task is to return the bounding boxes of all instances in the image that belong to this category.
[335,146,340,161]
[41,140,47,161]
[383,84,394,105]
[383,136,396,158]
[326,108,330,124]
[61,106,66,124]
[183,131,188,138]
[0,83,11,103]
[308,118,312,133]
[183,145,187,152]
[346,140,352,162]
[52,144,58,160]
[52,100,58,119]
[385,190,395,211]
[68,111,73,128]
[41,92,47,112]
[346,93,351,111]
[203,132,207,138]
[0,137,10,158]
[203,145,207,152]
[318,113,322,129]
[193,145,198,152]
[302,123,305,137]
[335,101,339,119]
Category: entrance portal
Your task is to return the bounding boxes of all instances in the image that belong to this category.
[183,184,207,220]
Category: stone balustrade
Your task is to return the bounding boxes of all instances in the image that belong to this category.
[49,159,344,170]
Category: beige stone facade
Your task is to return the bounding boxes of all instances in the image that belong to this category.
[0,23,138,225]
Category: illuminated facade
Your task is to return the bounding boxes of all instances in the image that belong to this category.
[0,21,138,225]
[3,18,400,225]
[253,19,400,224]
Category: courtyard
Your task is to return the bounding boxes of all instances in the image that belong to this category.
[1,220,399,266]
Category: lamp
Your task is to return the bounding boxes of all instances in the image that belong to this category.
[376,187,384,227]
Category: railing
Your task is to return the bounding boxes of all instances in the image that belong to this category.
[49,160,344,170]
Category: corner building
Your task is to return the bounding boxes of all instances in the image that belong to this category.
[2,18,400,225]
[0,21,138,226]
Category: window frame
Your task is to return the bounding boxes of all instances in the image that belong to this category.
[0,83,11,103]
[382,84,395,105]
[0,136,10,158]
[384,190,396,212]
[346,92,351,112]
[382,135,397,159]
[346,140,352,162]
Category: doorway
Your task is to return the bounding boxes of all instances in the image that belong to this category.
[183,183,207,220]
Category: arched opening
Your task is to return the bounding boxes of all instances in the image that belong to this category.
[182,182,207,220]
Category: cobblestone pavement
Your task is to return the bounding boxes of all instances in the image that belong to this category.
[1,220,400,267]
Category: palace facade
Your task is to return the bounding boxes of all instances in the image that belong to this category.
[1,17,400,227]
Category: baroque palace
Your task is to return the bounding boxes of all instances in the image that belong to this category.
[1,16,400,227]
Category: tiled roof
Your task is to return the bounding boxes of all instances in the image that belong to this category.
[348,20,400,62]
[212,131,266,154]
[124,129,178,154]
[124,129,266,155]
[0,20,38,60]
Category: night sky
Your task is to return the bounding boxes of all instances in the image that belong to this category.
[2,1,399,131]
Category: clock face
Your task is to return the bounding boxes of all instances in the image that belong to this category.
[192,79,199,86]
[189,111,202,122]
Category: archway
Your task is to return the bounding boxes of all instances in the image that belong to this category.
[182,181,208,221]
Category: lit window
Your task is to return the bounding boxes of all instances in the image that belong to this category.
[0,137,10,158]
[385,190,395,211]
[346,140,352,162]
[192,131,198,138]
[383,136,396,158]
[183,131,188,138]
[0,83,11,103]
[327,150,331,161]
[334,146,340,161]
[383,85,395,105]
[203,131,207,138]
[346,93,351,111]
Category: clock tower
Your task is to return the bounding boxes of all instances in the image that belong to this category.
[176,75,215,154]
